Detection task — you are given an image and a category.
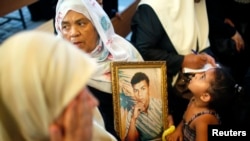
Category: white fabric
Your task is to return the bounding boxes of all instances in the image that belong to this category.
[55,0,143,93]
[139,0,210,55]
[0,31,116,141]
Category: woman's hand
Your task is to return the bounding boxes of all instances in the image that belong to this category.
[231,31,245,52]
[224,18,235,27]
[224,18,245,52]
[182,53,216,69]
[49,88,98,141]
[202,53,216,67]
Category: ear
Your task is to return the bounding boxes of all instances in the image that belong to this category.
[200,92,211,102]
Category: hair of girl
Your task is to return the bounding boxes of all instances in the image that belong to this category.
[207,67,246,126]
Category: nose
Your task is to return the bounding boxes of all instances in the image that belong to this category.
[70,26,80,37]
[137,90,143,98]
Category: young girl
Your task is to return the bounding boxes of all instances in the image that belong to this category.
[165,67,243,141]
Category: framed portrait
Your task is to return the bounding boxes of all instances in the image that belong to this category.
[111,61,168,141]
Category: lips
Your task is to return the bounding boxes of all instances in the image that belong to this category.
[72,42,85,49]
[73,42,82,46]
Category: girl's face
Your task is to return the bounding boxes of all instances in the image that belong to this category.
[61,10,99,53]
[188,68,215,97]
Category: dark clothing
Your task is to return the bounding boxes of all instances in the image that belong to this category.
[206,0,250,127]
[27,0,57,21]
[130,4,190,125]
[87,86,121,141]
[226,0,250,46]
[206,0,250,85]
[103,0,118,18]
[205,0,250,40]
[206,0,236,38]
[206,0,250,51]
[224,0,250,31]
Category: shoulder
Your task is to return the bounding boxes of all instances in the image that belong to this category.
[134,4,159,22]
[114,35,144,61]
[149,98,162,110]
[137,4,155,13]
[151,97,162,104]
[194,112,220,126]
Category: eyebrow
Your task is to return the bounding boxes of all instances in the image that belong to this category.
[62,18,88,25]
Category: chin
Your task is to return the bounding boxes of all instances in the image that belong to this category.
[77,46,87,52]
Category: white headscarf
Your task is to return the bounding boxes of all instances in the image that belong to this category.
[55,0,143,93]
[0,31,117,141]
[139,0,210,55]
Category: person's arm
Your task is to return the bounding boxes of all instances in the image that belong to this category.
[195,114,219,141]
[195,121,209,141]
[125,116,140,141]
[166,120,184,141]
[125,101,146,141]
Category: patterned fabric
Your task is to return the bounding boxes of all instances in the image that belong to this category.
[125,98,163,140]
[55,0,143,93]
[183,111,220,141]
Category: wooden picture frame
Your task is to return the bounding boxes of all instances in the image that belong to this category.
[111,61,168,141]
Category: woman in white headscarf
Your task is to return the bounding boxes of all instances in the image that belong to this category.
[55,0,143,139]
[0,31,117,141]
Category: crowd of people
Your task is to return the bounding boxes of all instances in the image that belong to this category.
[1,0,249,141]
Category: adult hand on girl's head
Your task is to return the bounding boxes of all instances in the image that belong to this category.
[182,54,204,69]
[201,53,216,67]
[182,53,216,69]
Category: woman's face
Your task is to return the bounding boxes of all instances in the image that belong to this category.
[188,69,215,97]
[61,10,99,53]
